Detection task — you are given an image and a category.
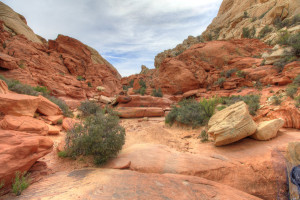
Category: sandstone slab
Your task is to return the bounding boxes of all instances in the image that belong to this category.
[0,80,9,94]
[37,95,62,116]
[117,107,164,118]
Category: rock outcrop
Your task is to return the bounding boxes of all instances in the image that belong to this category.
[0,93,40,117]
[251,118,284,140]
[5,168,262,200]
[0,130,53,188]
[0,2,122,101]
[0,115,49,135]
[208,101,257,146]
[0,80,8,94]
[117,107,165,118]
[37,95,62,116]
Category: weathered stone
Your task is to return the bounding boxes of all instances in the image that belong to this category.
[251,119,284,141]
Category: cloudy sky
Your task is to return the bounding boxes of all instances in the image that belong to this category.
[2,0,222,77]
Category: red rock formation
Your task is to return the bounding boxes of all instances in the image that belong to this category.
[37,95,62,116]
[0,80,8,94]
[116,107,165,118]
[0,130,53,188]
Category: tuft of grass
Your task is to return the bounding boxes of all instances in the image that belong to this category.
[12,171,30,196]
[151,88,163,97]
[225,68,237,78]
[286,84,298,99]
[76,76,85,81]
[87,82,92,87]
[258,25,272,39]
[200,130,209,142]
[236,70,247,78]
[293,74,300,86]
[214,77,226,87]
[78,101,101,117]
[58,151,68,158]
[57,119,63,125]
[295,95,300,108]
[272,94,283,105]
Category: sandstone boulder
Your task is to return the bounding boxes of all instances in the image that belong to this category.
[41,115,64,125]
[0,80,9,94]
[37,95,62,116]
[117,107,164,118]
[251,119,284,141]
[47,124,60,135]
[208,101,257,146]
[0,93,40,117]
[0,115,49,135]
[62,118,78,131]
[99,95,115,104]
[0,130,53,188]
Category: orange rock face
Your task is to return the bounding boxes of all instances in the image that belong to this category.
[0,130,53,188]
[37,95,62,116]
[0,80,8,94]
[0,20,122,100]
[0,93,40,117]
[0,115,49,135]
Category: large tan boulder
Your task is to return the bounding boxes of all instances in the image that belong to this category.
[0,130,53,188]
[116,107,164,118]
[37,95,62,116]
[0,93,41,117]
[0,115,49,135]
[208,101,257,146]
[0,80,9,94]
[251,119,284,140]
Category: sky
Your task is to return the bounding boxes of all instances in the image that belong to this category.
[2,0,222,77]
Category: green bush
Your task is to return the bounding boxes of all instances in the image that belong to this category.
[293,74,300,85]
[79,101,101,116]
[277,31,290,45]
[134,79,147,95]
[274,54,297,73]
[254,81,263,90]
[12,171,30,196]
[58,151,68,158]
[272,95,282,105]
[295,95,300,108]
[214,77,226,86]
[152,88,163,97]
[243,11,249,18]
[44,95,73,117]
[34,86,50,95]
[87,82,92,87]
[77,76,85,81]
[288,32,300,56]
[57,119,63,125]
[200,130,209,142]
[221,95,260,115]
[286,84,298,98]
[225,68,237,78]
[251,17,257,22]
[65,110,125,165]
[258,25,273,39]
[236,70,247,78]
[165,98,219,128]
[243,27,256,39]
[217,105,226,111]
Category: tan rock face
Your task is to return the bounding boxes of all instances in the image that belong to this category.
[0,115,49,135]
[116,107,165,118]
[37,95,62,116]
[251,118,284,140]
[208,101,257,146]
[0,130,53,188]
[6,168,262,200]
[0,2,42,44]
[0,93,40,117]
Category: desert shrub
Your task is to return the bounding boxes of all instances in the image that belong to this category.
[200,130,209,142]
[254,81,263,90]
[58,151,68,158]
[258,25,273,39]
[65,110,125,165]
[87,82,92,87]
[288,32,300,56]
[295,95,300,108]
[272,95,282,105]
[139,79,146,88]
[45,95,73,117]
[217,105,226,111]
[259,8,272,19]
[34,86,50,95]
[277,31,290,45]
[225,68,237,78]
[165,98,219,128]
[260,59,266,66]
[236,70,246,78]
[134,79,147,95]
[273,53,297,73]
[57,119,63,125]
[243,11,249,18]
[214,77,226,86]
[123,79,135,91]
[79,101,101,116]
[251,17,257,22]
[152,88,163,97]
[286,84,298,98]
[221,95,260,115]
[12,171,30,196]
[243,27,256,39]
[76,76,85,81]
[293,74,300,85]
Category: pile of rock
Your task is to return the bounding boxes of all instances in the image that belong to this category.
[208,101,284,146]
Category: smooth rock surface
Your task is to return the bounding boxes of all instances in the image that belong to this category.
[117,107,165,118]
[251,119,284,140]
[37,95,62,116]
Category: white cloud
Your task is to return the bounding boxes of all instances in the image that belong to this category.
[2,0,222,77]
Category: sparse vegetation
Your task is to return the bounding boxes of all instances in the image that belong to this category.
[151,88,163,97]
[78,100,101,117]
[134,79,147,95]
[214,77,226,87]
[165,98,220,128]
[221,95,260,116]
[254,81,263,91]
[258,25,272,39]
[200,130,209,142]
[259,8,272,19]
[0,180,4,190]
[251,17,257,22]
[76,76,85,81]
[12,171,30,196]
[225,68,237,78]
[87,82,92,87]
[217,105,226,111]
[260,59,266,66]
[293,74,300,85]
[0,75,73,117]
[295,95,300,108]
[272,94,283,105]
[236,70,247,78]
[243,11,249,18]
[65,109,125,165]
[286,84,298,98]
[58,151,68,158]
[57,119,63,125]
[242,26,256,39]
[274,15,300,29]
